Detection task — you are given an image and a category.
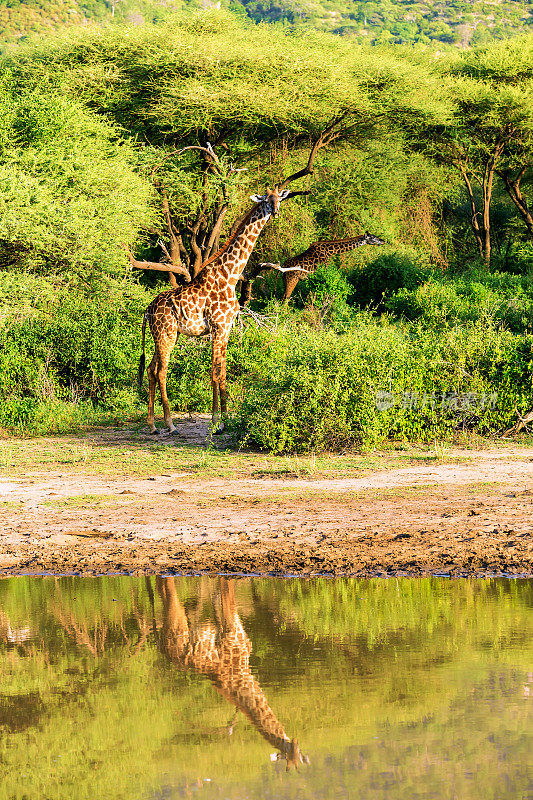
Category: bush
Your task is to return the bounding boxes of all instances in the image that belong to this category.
[0,273,150,432]
[386,271,533,333]
[3,272,533,449]
[291,259,352,305]
[348,253,429,308]
[234,315,533,452]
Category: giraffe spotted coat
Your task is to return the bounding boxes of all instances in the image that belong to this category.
[139,188,292,434]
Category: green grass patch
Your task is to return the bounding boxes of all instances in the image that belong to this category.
[43,493,123,509]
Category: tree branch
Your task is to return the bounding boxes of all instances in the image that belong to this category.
[123,246,191,282]
[278,112,351,189]
[496,165,533,239]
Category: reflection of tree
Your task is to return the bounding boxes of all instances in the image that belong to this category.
[157,576,308,770]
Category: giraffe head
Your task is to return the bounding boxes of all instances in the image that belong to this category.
[275,738,310,771]
[250,186,291,218]
[362,232,386,246]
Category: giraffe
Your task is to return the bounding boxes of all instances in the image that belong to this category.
[239,232,385,306]
[138,187,294,434]
[157,576,308,770]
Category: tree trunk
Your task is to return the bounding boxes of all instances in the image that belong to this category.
[482,163,495,268]
[161,191,182,265]
[497,167,533,240]
[457,163,484,261]
[457,142,503,268]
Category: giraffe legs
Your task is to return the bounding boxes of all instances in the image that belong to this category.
[146,331,178,434]
[211,334,228,434]
[157,577,191,661]
[282,271,301,303]
[146,353,159,435]
[158,363,177,433]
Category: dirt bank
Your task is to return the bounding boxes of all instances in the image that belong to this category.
[0,424,532,577]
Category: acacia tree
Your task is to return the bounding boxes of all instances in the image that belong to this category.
[136,113,361,279]
[459,36,533,245]
[2,13,446,278]
[0,80,153,283]
[425,36,533,266]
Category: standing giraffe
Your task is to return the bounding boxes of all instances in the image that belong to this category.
[239,232,385,306]
[157,576,308,770]
[138,187,295,434]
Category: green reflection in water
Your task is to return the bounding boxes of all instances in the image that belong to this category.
[0,577,531,799]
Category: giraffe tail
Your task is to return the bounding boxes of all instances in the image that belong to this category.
[138,312,147,394]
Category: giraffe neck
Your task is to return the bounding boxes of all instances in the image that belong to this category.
[214,604,292,754]
[209,205,271,288]
[157,579,296,761]
[326,235,368,255]
[216,669,291,752]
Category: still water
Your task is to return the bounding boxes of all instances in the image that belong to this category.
[0,576,531,800]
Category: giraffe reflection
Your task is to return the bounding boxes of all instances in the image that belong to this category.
[157,576,308,770]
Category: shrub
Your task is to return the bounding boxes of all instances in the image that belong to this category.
[3,273,533,449]
[234,315,533,452]
[386,271,533,333]
[290,259,352,305]
[348,253,429,308]
[0,273,150,432]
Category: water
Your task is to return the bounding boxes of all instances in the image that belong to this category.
[0,576,531,800]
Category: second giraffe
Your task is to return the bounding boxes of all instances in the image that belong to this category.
[240,232,385,305]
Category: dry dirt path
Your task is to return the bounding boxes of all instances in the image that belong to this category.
[0,425,532,577]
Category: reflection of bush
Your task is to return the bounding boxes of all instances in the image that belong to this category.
[255,576,533,648]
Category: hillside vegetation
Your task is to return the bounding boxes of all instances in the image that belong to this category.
[0,0,531,48]
[0,15,532,450]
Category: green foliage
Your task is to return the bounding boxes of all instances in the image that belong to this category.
[385,270,533,332]
[0,14,449,281]
[0,0,530,49]
[290,258,351,306]
[0,78,154,280]
[0,273,148,433]
[0,22,533,452]
[348,253,429,308]
[234,314,533,452]
[3,268,533,448]
[420,36,533,266]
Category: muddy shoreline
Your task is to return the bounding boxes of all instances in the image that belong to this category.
[1,434,532,577]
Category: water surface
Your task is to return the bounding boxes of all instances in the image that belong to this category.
[0,576,531,799]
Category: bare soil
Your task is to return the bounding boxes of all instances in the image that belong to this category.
[0,421,532,577]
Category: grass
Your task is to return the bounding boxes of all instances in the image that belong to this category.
[0,422,532,483]
[43,494,124,509]
[0,434,427,481]
[0,500,25,511]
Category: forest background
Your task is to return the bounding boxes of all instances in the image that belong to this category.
[0,4,533,452]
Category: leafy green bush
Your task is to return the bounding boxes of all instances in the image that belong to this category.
[348,253,429,308]
[0,273,150,432]
[492,242,533,275]
[3,272,533,449]
[386,271,533,332]
[291,259,352,306]
[234,315,533,452]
